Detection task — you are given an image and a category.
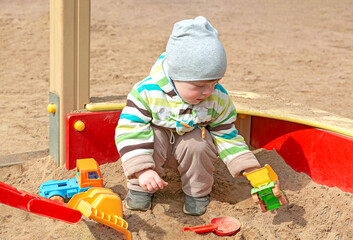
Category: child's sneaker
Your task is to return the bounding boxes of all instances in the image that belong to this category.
[125,190,153,211]
[183,194,210,216]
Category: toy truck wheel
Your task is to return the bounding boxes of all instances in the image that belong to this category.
[258,200,267,212]
[271,184,281,198]
[50,195,64,202]
[252,193,260,204]
[278,194,287,206]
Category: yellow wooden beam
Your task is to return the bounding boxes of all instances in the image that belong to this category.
[85,103,125,112]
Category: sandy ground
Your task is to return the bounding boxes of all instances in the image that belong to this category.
[1,0,353,239]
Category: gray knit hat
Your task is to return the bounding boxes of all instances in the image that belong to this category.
[166,16,227,81]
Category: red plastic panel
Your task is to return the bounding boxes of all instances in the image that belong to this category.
[250,116,353,194]
[66,111,122,170]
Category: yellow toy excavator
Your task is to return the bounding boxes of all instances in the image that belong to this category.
[68,187,132,240]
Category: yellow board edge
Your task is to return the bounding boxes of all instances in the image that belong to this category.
[236,108,353,138]
[84,103,353,138]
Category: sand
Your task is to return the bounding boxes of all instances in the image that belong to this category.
[1,0,353,239]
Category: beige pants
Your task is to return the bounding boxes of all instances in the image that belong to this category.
[127,126,218,197]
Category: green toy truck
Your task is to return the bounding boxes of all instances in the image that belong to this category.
[243,164,287,212]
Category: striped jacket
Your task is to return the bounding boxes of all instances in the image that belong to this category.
[115,53,259,178]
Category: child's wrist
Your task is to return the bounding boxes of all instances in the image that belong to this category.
[135,168,153,178]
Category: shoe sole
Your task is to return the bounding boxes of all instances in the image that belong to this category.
[183,204,205,216]
[125,200,151,211]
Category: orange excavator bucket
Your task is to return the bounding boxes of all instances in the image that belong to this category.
[68,188,131,240]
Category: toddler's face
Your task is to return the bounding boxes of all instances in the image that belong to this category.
[173,79,220,104]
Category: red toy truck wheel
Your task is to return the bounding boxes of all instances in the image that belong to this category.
[252,193,260,204]
[252,193,267,212]
[271,184,281,198]
[278,194,287,206]
[258,200,267,212]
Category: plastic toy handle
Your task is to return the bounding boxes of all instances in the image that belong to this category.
[28,198,82,224]
[0,181,82,224]
[182,224,218,234]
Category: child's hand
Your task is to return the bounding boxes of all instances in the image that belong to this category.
[135,169,168,192]
[242,167,260,175]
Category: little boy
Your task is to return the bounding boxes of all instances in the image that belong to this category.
[115,16,260,216]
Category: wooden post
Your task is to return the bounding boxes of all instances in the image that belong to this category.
[49,0,90,166]
[235,114,251,146]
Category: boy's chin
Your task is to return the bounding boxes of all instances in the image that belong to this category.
[186,100,201,105]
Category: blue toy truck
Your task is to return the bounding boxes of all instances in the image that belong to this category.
[39,158,103,202]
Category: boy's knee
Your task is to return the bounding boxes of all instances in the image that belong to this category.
[191,141,215,157]
[173,129,218,168]
[176,130,217,158]
[178,141,217,167]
